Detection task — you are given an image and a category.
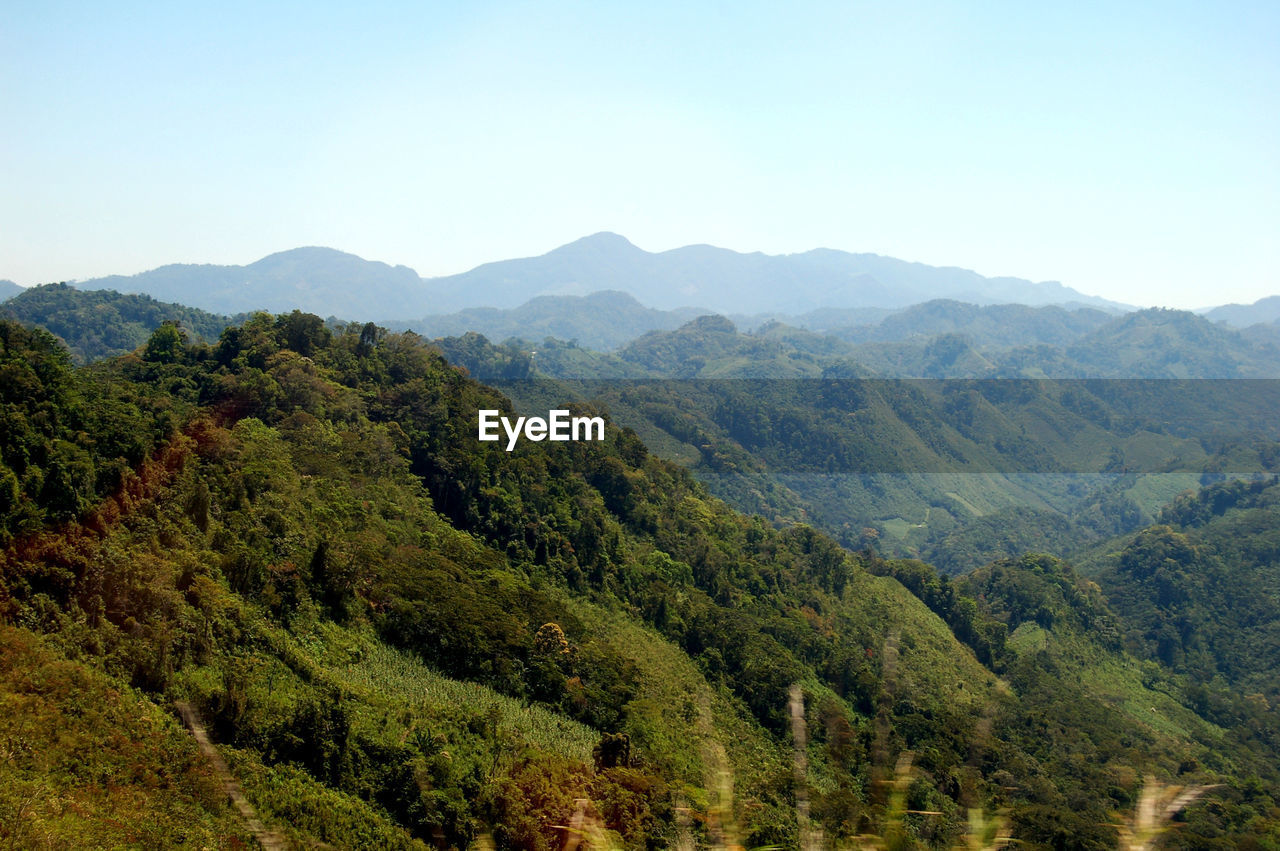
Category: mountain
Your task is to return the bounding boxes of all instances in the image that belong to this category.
[443,312,1280,575]
[831,299,1115,348]
[474,305,1280,382]
[6,312,1280,848]
[2,282,239,363]
[1202,295,1280,328]
[824,307,1280,379]
[0,280,22,301]
[426,232,1127,314]
[1056,308,1280,377]
[1078,477,1280,697]
[81,246,427,318]
[733,305,900,333]
[59,235,1129,322]
[392,290,707,352]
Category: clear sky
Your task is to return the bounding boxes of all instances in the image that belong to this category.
[3,0,1277,309]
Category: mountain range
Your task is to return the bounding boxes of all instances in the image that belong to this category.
[16,233,1129,320]
[418,232,1128,314]
[386,290,708,352]
[12,235,1280,344]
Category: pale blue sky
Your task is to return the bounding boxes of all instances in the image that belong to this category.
[3,0,1277,308]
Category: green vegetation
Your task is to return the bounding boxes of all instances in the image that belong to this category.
[438,314,1280,576]
[2,282,239,363]
[3,311,1280,848]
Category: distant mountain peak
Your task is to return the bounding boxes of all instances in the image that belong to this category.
[578,231,637,246]
[40,234,1137,322]
[549,232,644,256]
[1202,294,1280,328]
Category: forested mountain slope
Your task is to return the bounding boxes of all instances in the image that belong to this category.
[432,312,1280,575]
[1078,477,1280,703]
[4,314,1279,847]
[2,282,240,363]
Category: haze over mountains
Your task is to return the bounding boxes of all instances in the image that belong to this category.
[76,246,425,319]
[26,233,1127,319]
[8,235,1280,354]
[1204,295,1280,327]
[385,290,708,353]
[420,232,1127,314]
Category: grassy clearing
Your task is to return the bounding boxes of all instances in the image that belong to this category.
[286,618,600,765]
[573,599,785,791]
[1078,654,1226,750]
[1124,472,1202,517]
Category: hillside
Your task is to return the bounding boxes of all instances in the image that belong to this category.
[460,306,1280,382]
[446,314,1280,573]
[1057,308,1280,378]
[1,282,239,363]
[1077,477,1280,701]
[393,291,707,352]
[5,314,1279,847]
[838,308,1280,379]
[80,247,426,318]
[831,300,1114,348]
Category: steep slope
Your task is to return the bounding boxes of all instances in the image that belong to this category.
[1078,477,1280,700]
[6,315,1279,846]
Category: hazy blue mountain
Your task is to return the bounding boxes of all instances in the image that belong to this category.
[55,234,1139,321]
[1202,295,1280,328]
[503,303,1280,380]
[425,232,1128,314]
[79,247,427,318]
[405,296,1117,355]
[390,290,707,351]
[813,307,1280,379]
[830,299,1114,347]
[759,305,899,332]
[0,280,22,301]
